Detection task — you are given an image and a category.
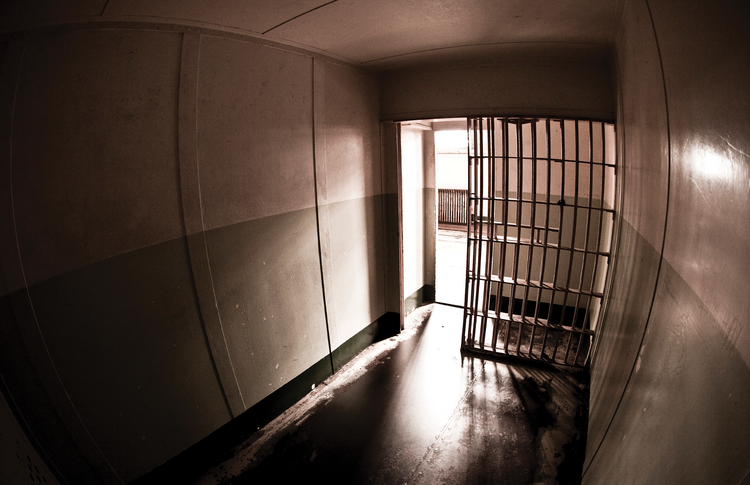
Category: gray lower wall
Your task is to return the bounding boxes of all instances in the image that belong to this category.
[0,24,394,485]
[325,196,388,348]
[586,254,750,483]
[0,383,61,485]
[586,219,660,457]
[584,0,750,483]
[0,196,396,483]
[25,238,230,481]
[203,208,330,410]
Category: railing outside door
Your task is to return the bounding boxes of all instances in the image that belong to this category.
[438,189,468,225]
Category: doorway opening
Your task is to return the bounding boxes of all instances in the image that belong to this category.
[433,119,470,309]
[397,117,616,368]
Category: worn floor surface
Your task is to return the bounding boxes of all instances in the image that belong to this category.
[198,304,589,485]
[436,223,468,308]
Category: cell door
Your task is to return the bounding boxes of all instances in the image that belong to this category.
[462,117,616,367]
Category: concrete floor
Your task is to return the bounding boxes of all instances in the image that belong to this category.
[197,309,589,485]
[436,224,469,308]
[193,226,589,485]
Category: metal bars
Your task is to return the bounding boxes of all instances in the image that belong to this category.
[462,117,616,367]
[437,189,468,225]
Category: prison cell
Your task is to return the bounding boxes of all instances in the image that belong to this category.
[461,117,616,367]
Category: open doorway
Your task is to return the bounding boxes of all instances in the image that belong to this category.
[397,118,467,315]
[397,117,616,368]
[432,119,469,308]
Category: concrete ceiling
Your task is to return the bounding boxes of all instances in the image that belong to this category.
[1,0,624,71]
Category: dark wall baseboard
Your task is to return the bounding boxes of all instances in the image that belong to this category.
[332,312,400,371]
[404,284,435,317]
[131,311,400,484]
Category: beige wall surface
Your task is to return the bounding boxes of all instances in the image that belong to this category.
[7,2,747,484]
[315,60,387,348]
[584,0,750,483]
[12,30,185,287]
[585,0,669,469]
[381,45,615,122]
[400,127,435,302]
[196,35,316,230]
[0,25,389,484]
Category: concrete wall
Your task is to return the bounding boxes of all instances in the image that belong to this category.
[400,126,436,316]
[584,0,750,483]
[381,44,615,122]
[0,26,389,484]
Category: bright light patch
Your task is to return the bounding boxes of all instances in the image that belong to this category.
[435,130,467,151]
[689,143,734,183]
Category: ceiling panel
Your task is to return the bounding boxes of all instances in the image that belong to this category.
[364,41,611,71]
[0,0,107,29]
[123,0,332,34]
[0,0,622,72]
[265,0,622,67]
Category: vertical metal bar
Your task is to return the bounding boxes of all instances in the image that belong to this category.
[562,121,581,364]
[463,118,476,346]
[452,190,455,223]
[480,118,498,349]
[571,121,594,336]
[448,190,451,224]
[489,119,499,345]
[549,119,566,362]
[538,119,552,358]
[474,118,487,348]
[452,190,455,224]
[462,122,470,344]
[449,190,452,223]
[489,120,503,352]
[470,118,481,346]
[526,120,539,356]
[471,118,483,345]
[570,121,595,364]
[590,121,607,295]
[513,120,525,354]
[500,119,512,353]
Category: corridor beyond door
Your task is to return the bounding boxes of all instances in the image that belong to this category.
[434,123,470,308]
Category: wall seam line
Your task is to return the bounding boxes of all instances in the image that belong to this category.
[311,57,335,374]
[176,32,237,418]
[582,0,672,477]
[193,34,246,412]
